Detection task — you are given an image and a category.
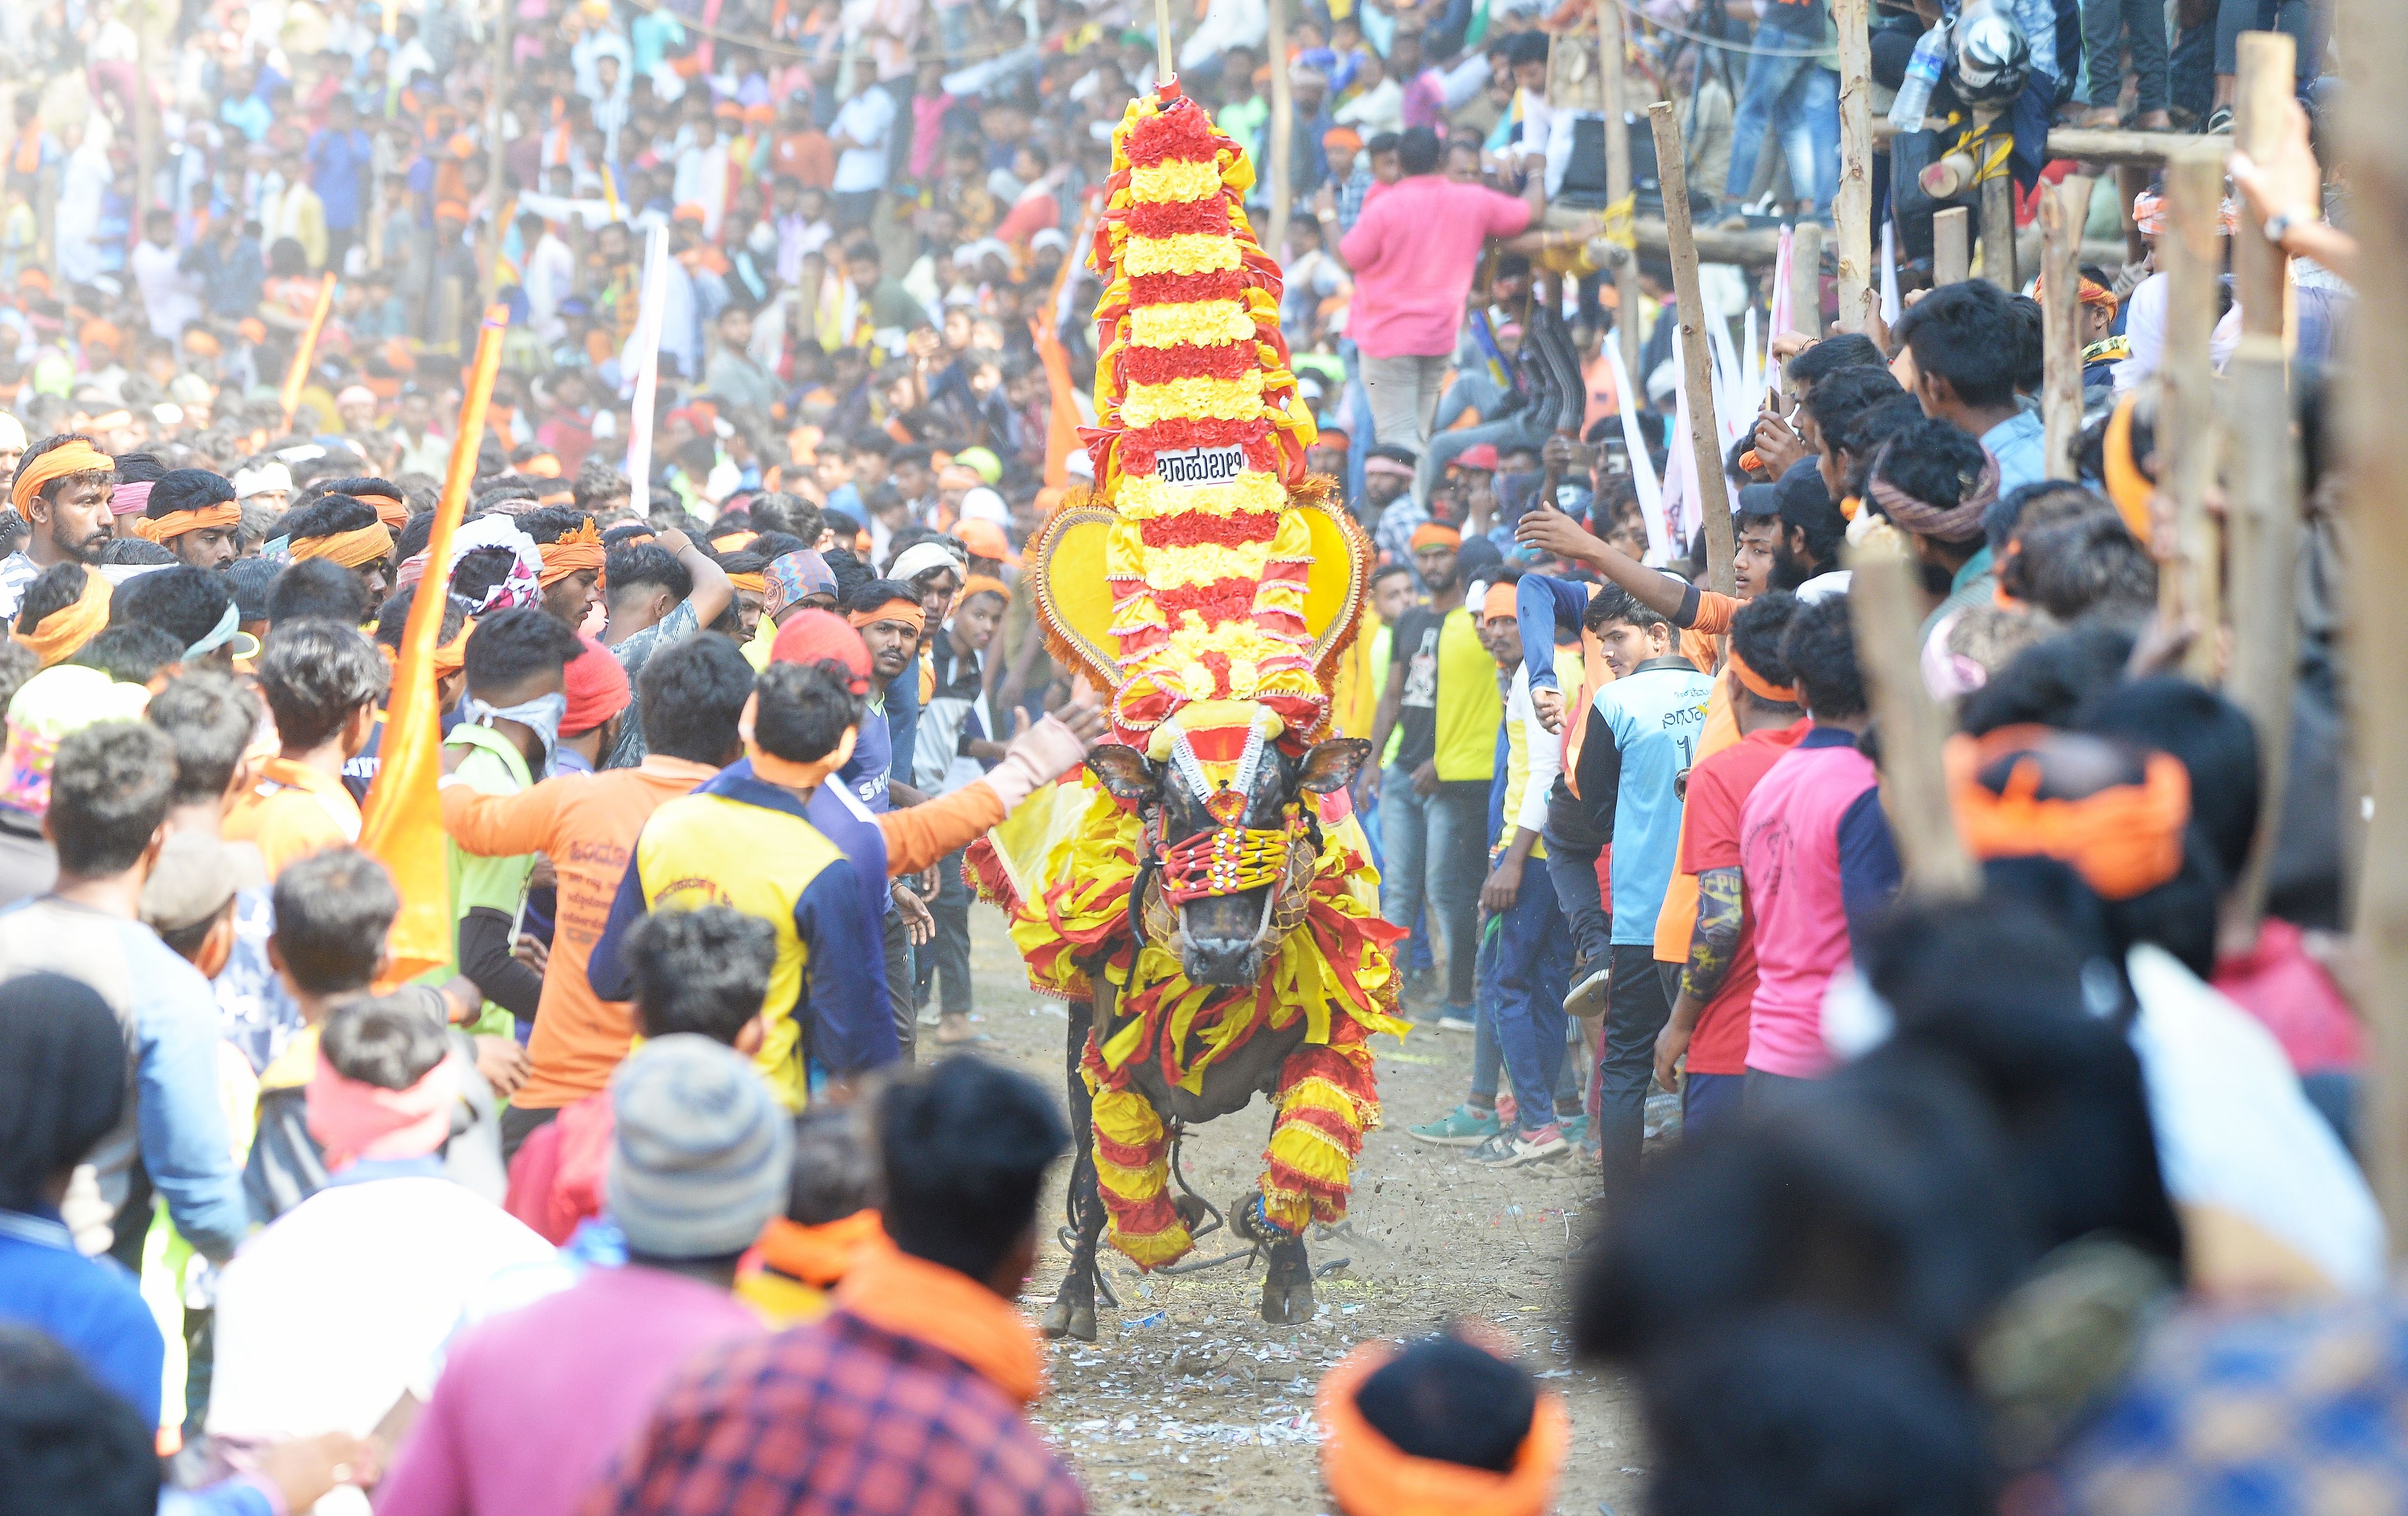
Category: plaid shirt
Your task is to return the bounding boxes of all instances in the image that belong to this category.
[584,1309,1087,1516]
[2059,1294,2408,1515]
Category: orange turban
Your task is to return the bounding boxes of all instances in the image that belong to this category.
[1318,1344,1567,1516]
[955,574,1012,609]
[15,569,112,668]
[848,595,925,635]
[134,503,244,543]
[11,439,115,514]
[1479,581,1518,620]
[1409,522,1462,552]
[289,523,396,569]
[1946,726,2192,900]
[726,573,769,596]
[537,518,607,586]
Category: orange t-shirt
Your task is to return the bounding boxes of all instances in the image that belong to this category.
[1656,588,1743,963]
[223,757,363,879]
[772,130,836,190]
[440,753,721,1109]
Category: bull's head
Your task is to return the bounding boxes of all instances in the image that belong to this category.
[1088,712,1371,987]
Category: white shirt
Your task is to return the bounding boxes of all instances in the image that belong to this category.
[523,232,577,341]
[206,1174,557,1513]
[2124,943,2386,1296]
[129,238,202,339]
[672,139,730,237]
[829,86,896,194]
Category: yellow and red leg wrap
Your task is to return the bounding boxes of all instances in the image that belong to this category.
[1086,1080,1195,1270]
[1260,1041,1379,1233]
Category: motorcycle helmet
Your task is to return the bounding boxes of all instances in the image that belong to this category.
[1951,9,2031,109]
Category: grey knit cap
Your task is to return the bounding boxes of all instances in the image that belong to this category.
[607,1035,793,1259]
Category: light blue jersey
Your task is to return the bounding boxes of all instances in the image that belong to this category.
[1593,659,1715,944]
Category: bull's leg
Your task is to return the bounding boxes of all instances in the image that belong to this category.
[1251,1042,1379,1325]
[1042,999,1107,1343]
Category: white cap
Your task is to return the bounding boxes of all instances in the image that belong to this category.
[231,461,293,498]
[890,540,966,584]
[958,487,1009,526]
[0,412,24,451]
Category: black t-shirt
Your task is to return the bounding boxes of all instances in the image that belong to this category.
[1388,605,1445,773]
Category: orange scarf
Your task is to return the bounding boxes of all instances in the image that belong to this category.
[290,523,395,569]
[11,438,113,513]
[538,518,607,586]
[835,1240,1045,1406]
[726,572,769,596]
[755,1208,886,1287]
[1317,1345,1568,1516]
[14,569,110,667]
[358,491,410,531]
[1946,725,2192,900]
[134,503,243,543]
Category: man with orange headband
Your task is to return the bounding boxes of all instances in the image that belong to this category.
[134,467,241,570]
[1318,1331,1567,1516]
[523,508,609,628]
[1736,594,1899,1101]
[0,432,117,623]
[1652,593,1809,1132]
[1367,520,1498,1029]
[281,494,397,617]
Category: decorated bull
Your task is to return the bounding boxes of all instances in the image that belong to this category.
[967,79,1403,1338]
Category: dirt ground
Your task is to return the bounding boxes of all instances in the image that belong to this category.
[943,900,1649,1516]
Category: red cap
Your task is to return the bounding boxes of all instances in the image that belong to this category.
[1455,444,1501,471]
[562,635,632,736]
[770,610,873,694]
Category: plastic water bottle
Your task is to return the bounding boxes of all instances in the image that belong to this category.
[1888,22,1950,130]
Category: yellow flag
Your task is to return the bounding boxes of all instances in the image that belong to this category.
[359,304,509,982]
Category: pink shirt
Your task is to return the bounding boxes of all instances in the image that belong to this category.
[1737,734,1895,1079]
[1337,175,1533,359]
[376,1263,764,1516]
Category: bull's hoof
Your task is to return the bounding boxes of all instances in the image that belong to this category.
[1261,1234,1315,1326]
[1042,1267,1098,1342]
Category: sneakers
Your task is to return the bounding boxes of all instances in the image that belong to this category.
[1407,1104,1501,1147]
[1469,1124,1571,1168]
[1564,960,1611,1020]
[1435,1005,1477,1033]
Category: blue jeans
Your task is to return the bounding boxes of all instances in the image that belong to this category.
[1724,21,1840,213]
[1378,769,1488,1009]
[1483,855,1577,1132]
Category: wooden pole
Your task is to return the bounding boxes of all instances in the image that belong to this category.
[2039,181,2082,480]
[2224,32,2302,938]
[1788,221,1822,340]
[1647,101,1736,597]
[2336,0,2408,1256]
[2158,144,2225,681]
[1847,540,1978,898]
[477,0,511,311]
[1597,0,1641,385]
[2224,335,2300,936]
[1933,206,1970,287]
[1832,0,1875,331]
[1979,164,2015,289]
[1265,0,1290,257]
[2232,31,2297,343]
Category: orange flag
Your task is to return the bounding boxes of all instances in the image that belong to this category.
[279,271,339,426]
[1032,212,1089,488]
[360,304,508,982]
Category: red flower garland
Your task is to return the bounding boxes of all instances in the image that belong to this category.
[1118,417,1274,474]
[1138,510,1283,547]
[1127,197,1234,239]
[1156,578,1272,627]
[1118,342,1254,386]
[1126,269,1245,307]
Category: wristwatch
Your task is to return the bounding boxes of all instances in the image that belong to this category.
[2262,206,2315,247]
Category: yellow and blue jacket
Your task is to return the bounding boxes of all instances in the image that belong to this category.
[588,765,896,1107]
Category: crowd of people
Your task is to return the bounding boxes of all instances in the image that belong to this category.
[0,0,2389,1512]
